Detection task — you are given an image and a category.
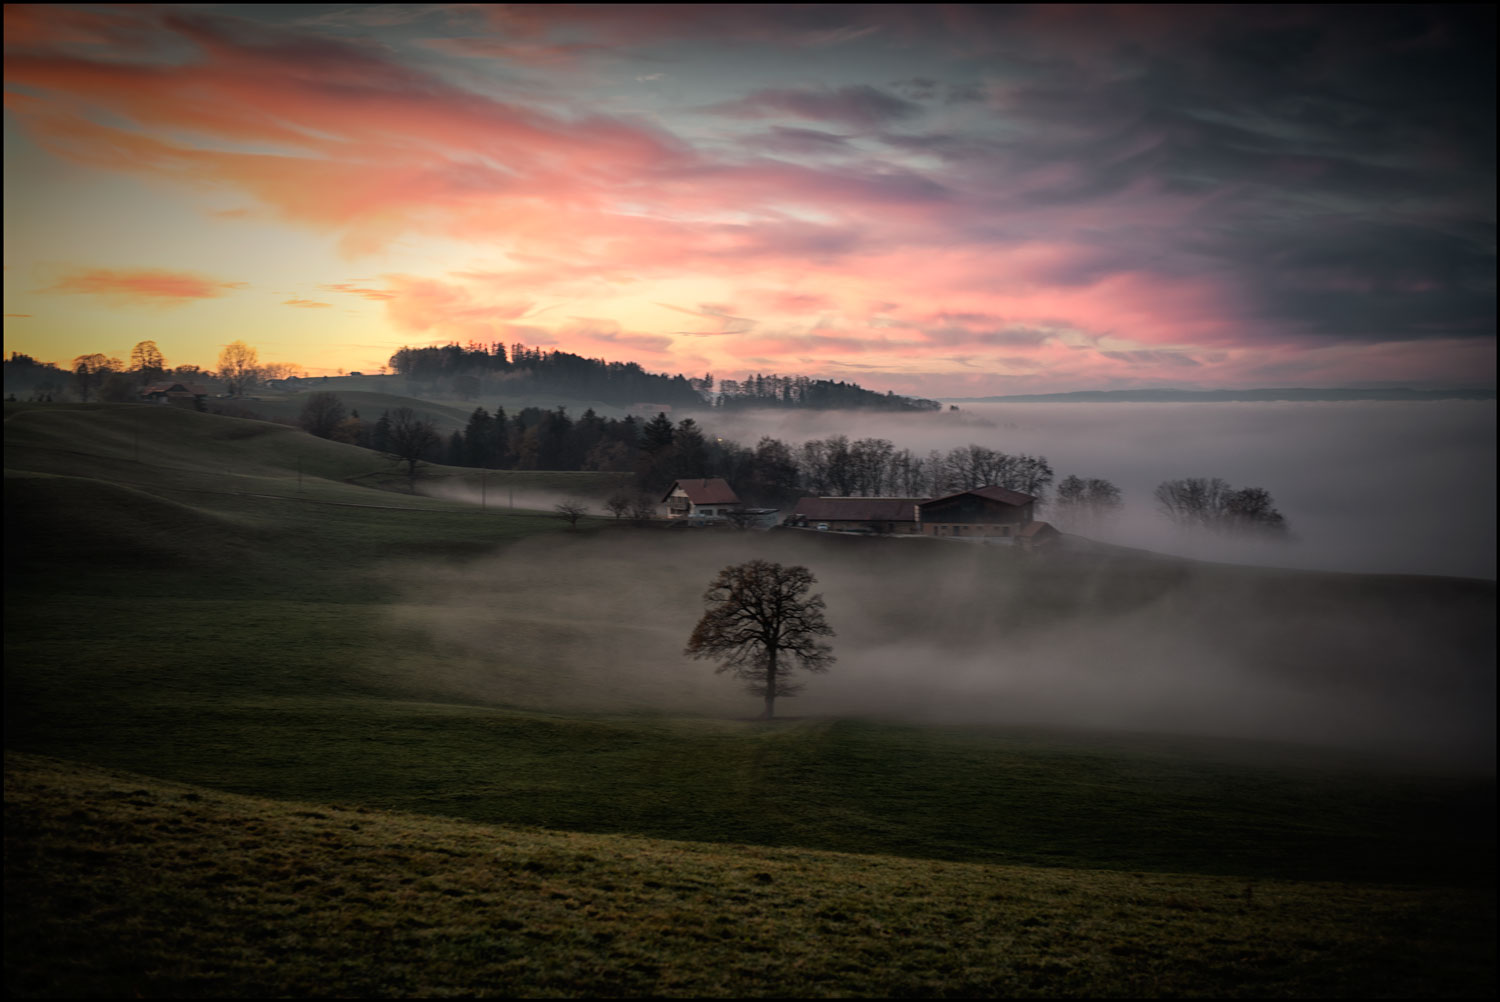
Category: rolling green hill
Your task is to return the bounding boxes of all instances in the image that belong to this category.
[4,400,1495,996]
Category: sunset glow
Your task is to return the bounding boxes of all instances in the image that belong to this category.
[4,4,1494,394]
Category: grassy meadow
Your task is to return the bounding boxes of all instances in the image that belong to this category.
[4,401,1496,996]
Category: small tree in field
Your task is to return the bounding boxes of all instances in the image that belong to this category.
[554,501,588,529]
[685,560,835,719]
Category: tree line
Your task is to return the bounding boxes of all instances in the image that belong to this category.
[386,343,940,411]
[3,341,301,404]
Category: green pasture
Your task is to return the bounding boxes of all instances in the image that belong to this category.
[8,753,1494,998]
[4,401,1495,996]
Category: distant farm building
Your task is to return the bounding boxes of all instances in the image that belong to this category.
[662,478,742,519]
[140,382,208,406]
[787,497,925,534]
[1018,519,1061,549]
[917,486,1037,539]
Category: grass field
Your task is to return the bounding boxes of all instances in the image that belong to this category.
[8,753,1495,998]
[4,401,1495,996]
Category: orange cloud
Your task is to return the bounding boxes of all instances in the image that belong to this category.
[44,268,247,306]
[282,298,331,308]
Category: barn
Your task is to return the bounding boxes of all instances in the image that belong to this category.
[788,497,925,534]
[917,485,1036,538]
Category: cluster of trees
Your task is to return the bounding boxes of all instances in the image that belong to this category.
[385,343,940,412]
[387,343,704,408]
[307,393,1081,509]
[67,341,210,403]
[4,340,301,403]
[1054,476,1125,532]
[714,373,940,412]
[1154,477,1290,537]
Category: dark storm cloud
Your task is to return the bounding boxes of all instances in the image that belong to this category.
[906,5,1497,349]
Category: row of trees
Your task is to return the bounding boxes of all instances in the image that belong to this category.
[385,342,941,411]
[5,340,301,404]
[387,343,705,407]
[713,373,940,411]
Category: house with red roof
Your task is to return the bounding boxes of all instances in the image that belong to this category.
[661,478,743,519]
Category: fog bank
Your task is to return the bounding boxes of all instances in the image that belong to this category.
[696,401,1496,580]
[378,530,1495,769]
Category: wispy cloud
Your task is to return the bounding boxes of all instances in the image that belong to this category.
[44,268,246,306]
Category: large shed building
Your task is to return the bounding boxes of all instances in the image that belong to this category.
[788,497,925,534]
[917,485,1036,538]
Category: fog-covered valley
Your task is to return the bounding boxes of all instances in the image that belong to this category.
[380,529,1494,769]
[695,400,1496,580]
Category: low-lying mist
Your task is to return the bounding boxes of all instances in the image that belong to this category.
[696,400,1497,580]
[375,529,1495,769]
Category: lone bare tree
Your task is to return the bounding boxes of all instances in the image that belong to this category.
[554,501,589,528]
[217,341,261,397]
[384,407,441,488]
[685,560,835,719]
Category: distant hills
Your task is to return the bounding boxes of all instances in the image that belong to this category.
[950,388,1497,403]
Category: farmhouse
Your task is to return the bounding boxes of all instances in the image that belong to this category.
[917,485,1036,538]
[661,478,742,519]
[139,382,208,406]
[788,497,925,534]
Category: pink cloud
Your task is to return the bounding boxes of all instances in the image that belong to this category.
[282,298,331,309]
[44,268,246,306]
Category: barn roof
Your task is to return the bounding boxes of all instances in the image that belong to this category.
[920,485,1035,508]
[140,382,208,396]
[1018,519,1058,537]
[792,497,924,522]
[662,478,741,505]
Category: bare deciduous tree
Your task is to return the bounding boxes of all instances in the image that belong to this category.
[685,560,835,719]
[554,501,588,528]
[384,407,441,488]
[603,489,633,519]
[217,341,261,397]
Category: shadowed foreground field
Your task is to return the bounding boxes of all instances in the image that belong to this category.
[7,753,1495,999]
[5,403,1496,996]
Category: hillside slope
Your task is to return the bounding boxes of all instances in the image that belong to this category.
[7,753,1493,998]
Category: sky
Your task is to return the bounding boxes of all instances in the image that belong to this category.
[3,4,1495,396]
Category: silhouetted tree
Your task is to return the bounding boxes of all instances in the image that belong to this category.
[71,354,112,402]
[128,340,166,383]
[384,407,442,487]
[685,560,835,719]
[298,392,347,439]
[217,341,261,397]
[554,501,588,529]
[604,489,634,519]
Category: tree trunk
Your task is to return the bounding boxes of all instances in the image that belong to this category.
[762,647,778,719]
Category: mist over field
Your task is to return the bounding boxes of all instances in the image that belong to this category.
[381,530,1494,769]
[697,401,1497,580]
